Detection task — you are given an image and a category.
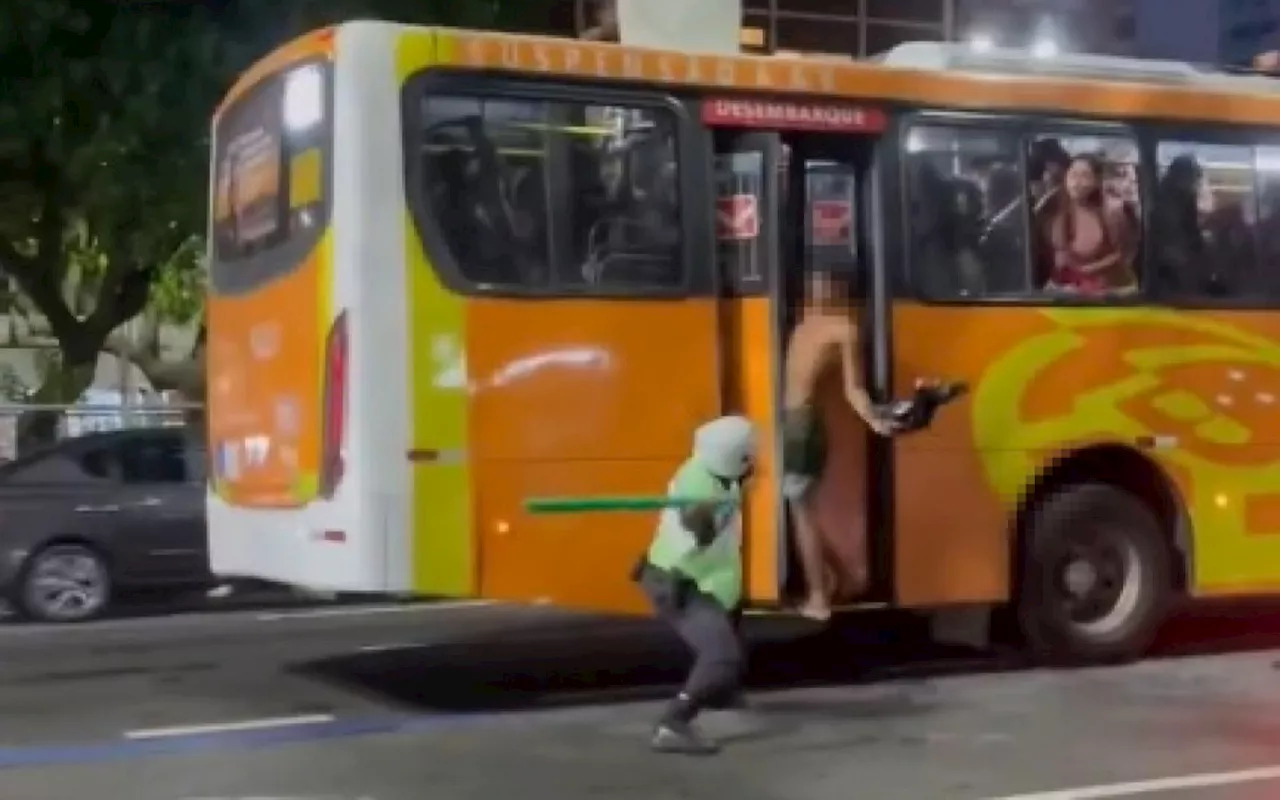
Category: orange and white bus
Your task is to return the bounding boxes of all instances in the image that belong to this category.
[208,21,1280,664]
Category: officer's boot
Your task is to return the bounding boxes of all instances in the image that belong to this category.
[651,693,719,755]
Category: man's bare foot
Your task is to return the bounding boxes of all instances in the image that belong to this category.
[797,598,831,621]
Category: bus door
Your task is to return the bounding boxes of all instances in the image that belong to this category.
[705,99,891,608]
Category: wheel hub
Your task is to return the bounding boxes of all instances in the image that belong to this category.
[28,553,106,621]
[1055,532,1143,637]
[1063,558,1099,598]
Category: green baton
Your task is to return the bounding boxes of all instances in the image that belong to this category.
[524,496,739,514]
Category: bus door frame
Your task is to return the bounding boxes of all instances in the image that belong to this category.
[703,123,790,601]
[698,97,896,606]
[781,131,896,605]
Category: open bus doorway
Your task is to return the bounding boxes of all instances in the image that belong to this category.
[711,120,891,614]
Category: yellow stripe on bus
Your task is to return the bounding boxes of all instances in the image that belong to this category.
[397,29,475,597]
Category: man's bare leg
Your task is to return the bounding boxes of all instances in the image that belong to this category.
[789,494,831,621]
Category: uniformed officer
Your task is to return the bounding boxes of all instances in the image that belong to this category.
[635,415,757,755]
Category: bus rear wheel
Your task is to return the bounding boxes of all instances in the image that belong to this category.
[1017,484,1173,666]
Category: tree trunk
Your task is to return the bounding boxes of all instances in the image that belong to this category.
[14,355,97,456]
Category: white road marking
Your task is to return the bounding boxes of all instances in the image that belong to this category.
[984,764,1280,799]
[254,600,494,621]
[124,713,335,740]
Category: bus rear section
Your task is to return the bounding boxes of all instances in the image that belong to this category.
[206,34,375,591]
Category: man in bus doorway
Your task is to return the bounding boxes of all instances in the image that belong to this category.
[635,415,757,755]
[783,269,896,621]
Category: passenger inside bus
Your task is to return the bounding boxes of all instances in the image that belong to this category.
[908,160,986,296]
[978,164,1028,294]
[418,96,681,290]
[1204,201,1257,295]
[574,112,681,287]
[1029,137,1071,213]
[1257,184,1280,292]
[423,116,549,285]
[1151,154,1209,295]
[1039,153,1138,295]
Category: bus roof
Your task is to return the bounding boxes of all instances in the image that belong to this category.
[419,25,1280,127]
[223,21,1280,127]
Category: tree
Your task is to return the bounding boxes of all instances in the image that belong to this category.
[88,0,559,404]
[0,0,560,448]
[0,2,233,450]
[101,235,206,405]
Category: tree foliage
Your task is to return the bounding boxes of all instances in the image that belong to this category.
[0,1,233,400]
[0,0,559,414]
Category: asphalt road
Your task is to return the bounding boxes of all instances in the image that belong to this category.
[4,601,1280,799]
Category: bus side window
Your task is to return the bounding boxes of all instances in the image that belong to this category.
[1153,140,1262,300]
[904,124,1027,298]
[414,95,681,294]
[419,96,551,288]
[1256,147,1280,297]
[1029,133,1141,297]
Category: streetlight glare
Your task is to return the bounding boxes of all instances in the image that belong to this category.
[1031,37,1059,59]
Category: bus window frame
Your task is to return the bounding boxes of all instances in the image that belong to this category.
[898,109,1151,308]
[210,58,334,298]
[400,71,713,299]
[1139,120,1280,311]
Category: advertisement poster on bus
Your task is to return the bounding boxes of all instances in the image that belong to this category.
[213,85,284,251]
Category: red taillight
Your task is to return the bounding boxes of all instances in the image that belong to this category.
[317,310,348,499]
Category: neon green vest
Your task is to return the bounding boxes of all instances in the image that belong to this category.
[646,456,742,609]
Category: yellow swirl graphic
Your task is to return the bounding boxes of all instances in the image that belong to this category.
[973,307,1280,591]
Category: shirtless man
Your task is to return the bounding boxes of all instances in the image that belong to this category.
[783,270,893,621]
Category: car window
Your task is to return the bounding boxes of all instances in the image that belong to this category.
[80,446,119,480]
[118,435,188,484]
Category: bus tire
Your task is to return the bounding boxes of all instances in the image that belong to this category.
[1017,484,1172,666]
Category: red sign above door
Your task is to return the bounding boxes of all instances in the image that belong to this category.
[702,98,886,132]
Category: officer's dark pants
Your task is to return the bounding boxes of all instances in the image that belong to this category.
[639,566,744,721]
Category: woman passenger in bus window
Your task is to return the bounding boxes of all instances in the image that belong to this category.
[1042,154,1137,296]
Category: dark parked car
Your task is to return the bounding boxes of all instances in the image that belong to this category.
[0,427,209,622]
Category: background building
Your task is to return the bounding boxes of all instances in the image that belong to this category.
[555,0,960,57]
[554,0,1280,65]
[738,0,956,57]
[1217,0,1280,64]
[959,0,1280,65]
[1131,0,1220,62]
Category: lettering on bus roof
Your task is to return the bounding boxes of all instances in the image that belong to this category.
[703,98,886,132]
[445,31,839,93]
[427,28,1280,127]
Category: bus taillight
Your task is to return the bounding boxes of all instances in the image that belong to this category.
[317,310,348,499]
